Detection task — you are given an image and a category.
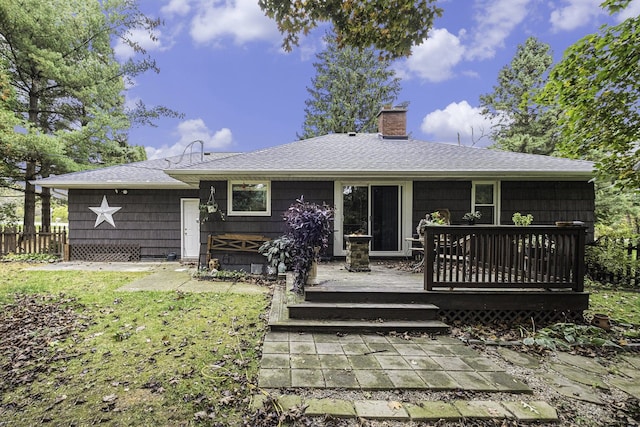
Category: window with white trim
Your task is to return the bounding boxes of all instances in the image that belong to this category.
[472,181,499,224]
[228,181,271,216]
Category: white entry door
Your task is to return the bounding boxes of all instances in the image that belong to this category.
[181,199,200,258]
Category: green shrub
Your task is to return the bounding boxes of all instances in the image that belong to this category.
[586,231,639,287]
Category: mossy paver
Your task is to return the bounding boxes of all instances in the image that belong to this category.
[416,371,459,390]
[315,342,344,354]
[263,331,289,342]
[275,394,304,411]
[419,343,454,356]
[354,400,409,420]
[610,377,640,399]
[367,343,398,354]
[550,362,609,390]
[446,344,483,357]
[249,393,268,411]
[386,369,428,388]
[258,369,291,388]
[313,333,339,343]
[290,333,315,342]
[394,343,427,356]
[463,357,504,372]
[554,352,608,375]
[448,371,498,391]
[262,341,289,354]
[342,343,370,355]
[324,369,359,388]
[404,355,441,370]
[543,373,604,404]
[431,356,474,371]
[621,355,640,369]
[496,347,541,369]
[375,354,412,370]
[305,398,356,418]
[348,354,382,369]
[479,372,532,393]
[453,400,512,419]
[354,369,394,389]
[318,354,351,369]
[405,401,461,421]
[337,335,366,344]
[291,369,325,388]
[361,334,391,343]
[290,354,320,369]
[290,341,316,354]
[260,353,290,369]
[502,401,559,422]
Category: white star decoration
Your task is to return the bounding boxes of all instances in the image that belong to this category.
[89,196,122,228]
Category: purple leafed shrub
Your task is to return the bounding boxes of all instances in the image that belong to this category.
[283,196,334,294]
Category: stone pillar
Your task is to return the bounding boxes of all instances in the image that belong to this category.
[345,235,372,272]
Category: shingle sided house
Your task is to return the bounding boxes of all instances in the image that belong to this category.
[36,108,595,269]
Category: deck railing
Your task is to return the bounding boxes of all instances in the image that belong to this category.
[0,226,68,257]
[424,225,586,292]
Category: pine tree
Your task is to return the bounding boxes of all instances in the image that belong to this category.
[300,32,401,139]
[480,37,559,155]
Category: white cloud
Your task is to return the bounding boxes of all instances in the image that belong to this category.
[114,28,169,60]
[616,0,640,21]
[420,101,496,146]
[465,0,530,60]
[402,28,465,82]
[146,119,233,159]
[189,0,279,46]
[161,0,191,16]
[549,0,604,32]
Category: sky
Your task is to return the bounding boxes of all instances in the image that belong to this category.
[120,0,640,160]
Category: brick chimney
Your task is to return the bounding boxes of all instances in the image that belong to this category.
[377,107,408,139]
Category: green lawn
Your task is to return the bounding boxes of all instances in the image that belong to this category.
[0,263,270,426]
[586,279,640,328]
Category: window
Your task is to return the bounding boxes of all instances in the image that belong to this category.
[228,181,271,216]
[472,181,499,224]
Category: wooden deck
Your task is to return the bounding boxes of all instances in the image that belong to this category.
[285,259,589,330]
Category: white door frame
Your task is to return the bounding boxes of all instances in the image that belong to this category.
[333,181,413,257]
[181,198,200,259]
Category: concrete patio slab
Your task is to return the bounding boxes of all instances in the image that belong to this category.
[405,401,461,421]
[354,400,409,420]
[496,347,541,369]
[502,401,559,422]
[453,400,513,419]
[554,352,609,375]
[543,373,604,405]
[305,398,356,418]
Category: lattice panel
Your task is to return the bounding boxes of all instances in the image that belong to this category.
[70,244,141,262]
[440,309,584,326]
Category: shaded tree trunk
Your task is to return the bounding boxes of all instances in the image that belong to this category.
[23,161,36,234]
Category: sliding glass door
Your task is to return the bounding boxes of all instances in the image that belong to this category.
[339,183,404,255]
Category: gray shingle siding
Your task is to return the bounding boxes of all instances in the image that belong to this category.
[68,188,198,259]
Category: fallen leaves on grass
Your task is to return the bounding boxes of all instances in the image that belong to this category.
[0,293,87,393]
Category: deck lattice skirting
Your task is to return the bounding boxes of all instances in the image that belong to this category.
[70,243,141,262]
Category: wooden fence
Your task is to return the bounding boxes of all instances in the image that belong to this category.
[0,226,67,257]
[424,225,586,292]
[586,237,640,287]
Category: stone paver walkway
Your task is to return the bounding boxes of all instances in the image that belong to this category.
[258,331,530,392]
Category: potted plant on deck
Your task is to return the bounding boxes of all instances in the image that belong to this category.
[259,236,294,276]
[283,196,334,294]
[462,211,482,225]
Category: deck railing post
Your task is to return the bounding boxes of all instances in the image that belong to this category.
[424,227,435,291]
[575,226,586,292]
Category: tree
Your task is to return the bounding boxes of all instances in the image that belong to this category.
[300,32,401,139]
[541,0,640,188]
[258,0,442,59]
[480,37,559,155]
[0,0,178,232]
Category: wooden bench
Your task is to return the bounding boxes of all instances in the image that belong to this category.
[206,233,271,264]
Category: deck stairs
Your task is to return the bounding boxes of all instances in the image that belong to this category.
[269,282,450,334]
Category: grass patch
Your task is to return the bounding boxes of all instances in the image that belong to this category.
[0,263,270,425]
[586,280,640,325]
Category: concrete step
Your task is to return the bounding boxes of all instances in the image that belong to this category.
[288,302,439,321]
[269,318,450,334]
